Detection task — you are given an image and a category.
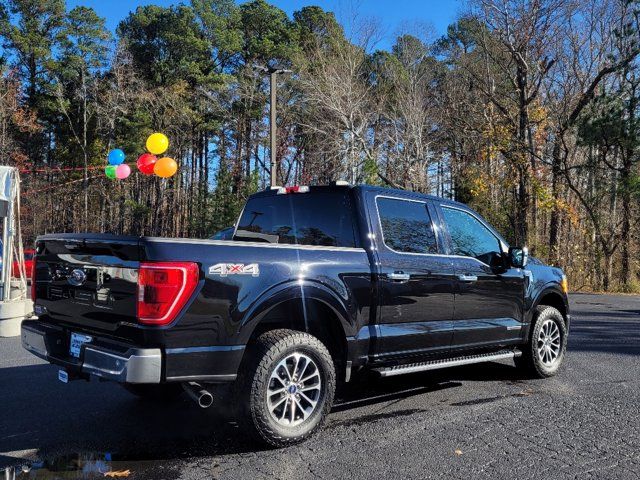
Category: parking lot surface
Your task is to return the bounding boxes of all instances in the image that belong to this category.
[1,293,639,479]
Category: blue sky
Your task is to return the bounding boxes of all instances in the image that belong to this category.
[67,0,463,50]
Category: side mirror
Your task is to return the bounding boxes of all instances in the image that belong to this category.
[509,246,528,268]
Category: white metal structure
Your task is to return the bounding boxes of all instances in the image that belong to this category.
[0,166,33,337]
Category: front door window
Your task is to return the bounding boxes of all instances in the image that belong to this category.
[441,207,501,264]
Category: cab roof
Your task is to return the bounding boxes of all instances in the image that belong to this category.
[249,183,467,209]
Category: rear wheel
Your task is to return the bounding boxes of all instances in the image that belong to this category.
[122,383,184,401]
[515,305,567,378]
[238,329,336,447]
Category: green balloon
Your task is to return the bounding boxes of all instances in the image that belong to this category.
[105,165,117,179]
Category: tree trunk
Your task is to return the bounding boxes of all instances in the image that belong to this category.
[548,139,562,265]
[620,157,632,286]
[516,63,530,246]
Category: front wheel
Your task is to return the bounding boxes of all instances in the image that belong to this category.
[515,305,567,378]
[239,329,336,447]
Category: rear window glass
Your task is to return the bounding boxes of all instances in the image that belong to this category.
[234,191,357,247]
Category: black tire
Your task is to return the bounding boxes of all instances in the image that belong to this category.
[515,305,567,378]
[238,329,336,447]
[122,383,184,401]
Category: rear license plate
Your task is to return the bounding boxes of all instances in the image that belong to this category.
[69,332,92,358]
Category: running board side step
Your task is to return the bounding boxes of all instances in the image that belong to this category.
[373,350,522,377]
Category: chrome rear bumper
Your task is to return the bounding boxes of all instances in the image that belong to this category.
[21,320,161,383]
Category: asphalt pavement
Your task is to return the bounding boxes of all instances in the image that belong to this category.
[1,293,639,479]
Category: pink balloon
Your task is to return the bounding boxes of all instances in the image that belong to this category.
[116,163,131,179]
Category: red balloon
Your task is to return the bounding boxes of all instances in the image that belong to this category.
[137,153,157,175]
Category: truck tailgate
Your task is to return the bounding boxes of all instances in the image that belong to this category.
[34,234,140,333]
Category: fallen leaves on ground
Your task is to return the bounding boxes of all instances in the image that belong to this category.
[104,470,131,478]
[514,388,535,397]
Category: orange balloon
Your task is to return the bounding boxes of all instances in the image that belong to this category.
[154,157,178,178]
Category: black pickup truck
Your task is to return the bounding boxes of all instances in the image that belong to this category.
[22,184,569,446]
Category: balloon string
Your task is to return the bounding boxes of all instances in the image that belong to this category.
[22,172,125,196]
[20,162,136,174]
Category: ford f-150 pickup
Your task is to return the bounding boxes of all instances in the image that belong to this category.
[22,184,570,446]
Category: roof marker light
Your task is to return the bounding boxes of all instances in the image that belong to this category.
[277,186,309,194]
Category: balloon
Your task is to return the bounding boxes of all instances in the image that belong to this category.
[116,163,131,179]
[137,153,157,175]
[105,165,117,179]
[146,133,169,155]
[154,157,178,178]
[108,149,125,165]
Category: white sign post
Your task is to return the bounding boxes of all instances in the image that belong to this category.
[0,166,33,337]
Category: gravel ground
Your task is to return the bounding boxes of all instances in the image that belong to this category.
[1,293,639,479]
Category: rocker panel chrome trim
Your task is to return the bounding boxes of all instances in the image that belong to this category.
[374,350,521,377]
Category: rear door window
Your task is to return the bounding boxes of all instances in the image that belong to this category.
[234,191,357,247]
[376,197,438,254]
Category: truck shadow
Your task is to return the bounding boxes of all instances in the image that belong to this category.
[333,360,522,410]
[0,360,524,475]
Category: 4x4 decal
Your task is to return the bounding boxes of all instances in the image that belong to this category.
[209,263,260,277]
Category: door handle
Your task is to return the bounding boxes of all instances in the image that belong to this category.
[458,274,478,282]
[387,272,411,282]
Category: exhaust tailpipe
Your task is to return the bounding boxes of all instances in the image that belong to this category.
[182,382,213,408]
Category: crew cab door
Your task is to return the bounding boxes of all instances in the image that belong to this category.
[437,205,526,350]
[367,193,456,361]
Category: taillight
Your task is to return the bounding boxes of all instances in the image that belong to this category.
[31,260,37,301]
[137,262,199,326]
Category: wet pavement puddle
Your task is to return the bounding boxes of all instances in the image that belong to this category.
[2,452,178,479]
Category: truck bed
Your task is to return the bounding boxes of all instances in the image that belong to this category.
[30,233,372,382]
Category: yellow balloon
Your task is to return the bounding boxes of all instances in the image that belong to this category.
[154,157,178,178]
[146,132,169,155]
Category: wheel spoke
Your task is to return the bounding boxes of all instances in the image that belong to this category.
[300,371,319,384]
[300,383,320,392]
[269,386,287,396]
[279,360,292,382]
[269,395,288,410]
[279,399,289,421]
[293,397,309,419]
[292,355,301,380]
[299,390,318,407]
[299,356,311,379]
[272,375,286,387]
[289,396,296,424]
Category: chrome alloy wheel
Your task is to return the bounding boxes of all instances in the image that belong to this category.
[267,352,322,427]
[537,319,561,366]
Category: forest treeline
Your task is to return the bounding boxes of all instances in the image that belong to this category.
[0,0,639,292]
